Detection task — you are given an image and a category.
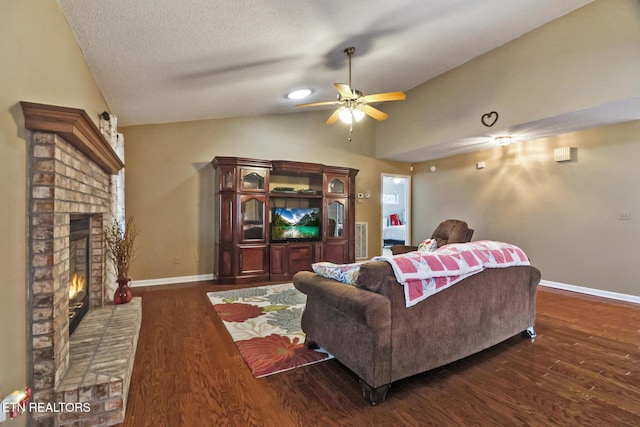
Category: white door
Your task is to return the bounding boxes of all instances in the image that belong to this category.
[381,174,411,254]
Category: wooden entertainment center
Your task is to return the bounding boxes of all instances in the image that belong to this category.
[212,157,359,284]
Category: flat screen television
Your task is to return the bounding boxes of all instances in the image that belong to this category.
[271,207,320,241]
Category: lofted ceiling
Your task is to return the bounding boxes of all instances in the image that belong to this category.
[56,0,632,160]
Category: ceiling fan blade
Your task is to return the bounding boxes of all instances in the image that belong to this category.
[296,100,339,108]
[363,92,406,103]
[359,104,389,121]
[326,108,342,124]
[334,83,354,99]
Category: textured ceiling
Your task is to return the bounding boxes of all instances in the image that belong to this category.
[57,0,592,125]
[57,0,634,161]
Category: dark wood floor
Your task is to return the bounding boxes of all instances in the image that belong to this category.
[116,282,640,427]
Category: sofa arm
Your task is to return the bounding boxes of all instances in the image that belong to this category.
[293,271,391,330]
[293,271,393,390]
[390,245,418,255]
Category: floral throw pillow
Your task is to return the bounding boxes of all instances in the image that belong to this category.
[312,262,361,285]
[417,238,438,252]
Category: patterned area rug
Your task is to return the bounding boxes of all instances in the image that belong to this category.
[207,282,333,378]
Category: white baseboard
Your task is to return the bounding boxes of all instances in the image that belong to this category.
[130,274,215,287]
[129,274,640,305]
[540,279,640,305]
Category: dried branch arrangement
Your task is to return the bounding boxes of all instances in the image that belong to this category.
[103,216,138,279]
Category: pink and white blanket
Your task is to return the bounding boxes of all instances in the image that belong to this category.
[374,240,530,307]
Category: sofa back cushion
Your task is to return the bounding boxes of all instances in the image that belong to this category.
[431,219,472,247]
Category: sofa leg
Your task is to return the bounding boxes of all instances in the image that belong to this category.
[522,326,537,340]
[359,380,390,406]
[304,338,319,349]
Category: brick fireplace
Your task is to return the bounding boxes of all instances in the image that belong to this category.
[21,102,140,426]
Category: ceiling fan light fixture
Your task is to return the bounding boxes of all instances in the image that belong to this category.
[295,46,405,129]
[339,107,353,124]
[287,88,313,100]
[339,107,365,124]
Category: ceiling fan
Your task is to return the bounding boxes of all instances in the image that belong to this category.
[296,47,406,125]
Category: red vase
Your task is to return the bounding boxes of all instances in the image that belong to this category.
[114,277,133,304]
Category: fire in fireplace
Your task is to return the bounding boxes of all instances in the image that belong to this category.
[69,214,91,334]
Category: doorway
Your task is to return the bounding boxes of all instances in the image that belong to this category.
[381,174,411,255]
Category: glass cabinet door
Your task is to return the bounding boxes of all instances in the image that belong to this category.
[327,200,345,238]
[240,168,266,191]
[241,196,265,241]
[325,174,349,196]
[218,166,235,191]
[327,178,345,195]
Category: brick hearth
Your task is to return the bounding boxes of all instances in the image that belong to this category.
[55,299,141,426]
[22,102,140,427]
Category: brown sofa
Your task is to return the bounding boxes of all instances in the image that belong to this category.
[293,261,540,404]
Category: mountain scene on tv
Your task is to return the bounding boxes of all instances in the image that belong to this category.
[272,208,320,240]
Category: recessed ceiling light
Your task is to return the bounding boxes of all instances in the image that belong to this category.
[287,89,313,100]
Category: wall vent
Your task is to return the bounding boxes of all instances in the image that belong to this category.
[355,222,368,260]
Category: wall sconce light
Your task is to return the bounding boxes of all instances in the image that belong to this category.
[495,136,512,146]
[554,147,576,162]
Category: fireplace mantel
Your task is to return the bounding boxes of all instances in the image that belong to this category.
[21,101,124,174]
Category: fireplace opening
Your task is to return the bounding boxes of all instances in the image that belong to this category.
[69,214,91,335]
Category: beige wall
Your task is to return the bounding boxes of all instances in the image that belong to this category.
[0,1,108,422]
[373,0,640,297]
[121,112,409,280]
[376,0,640,159]
[412,120,640,296]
